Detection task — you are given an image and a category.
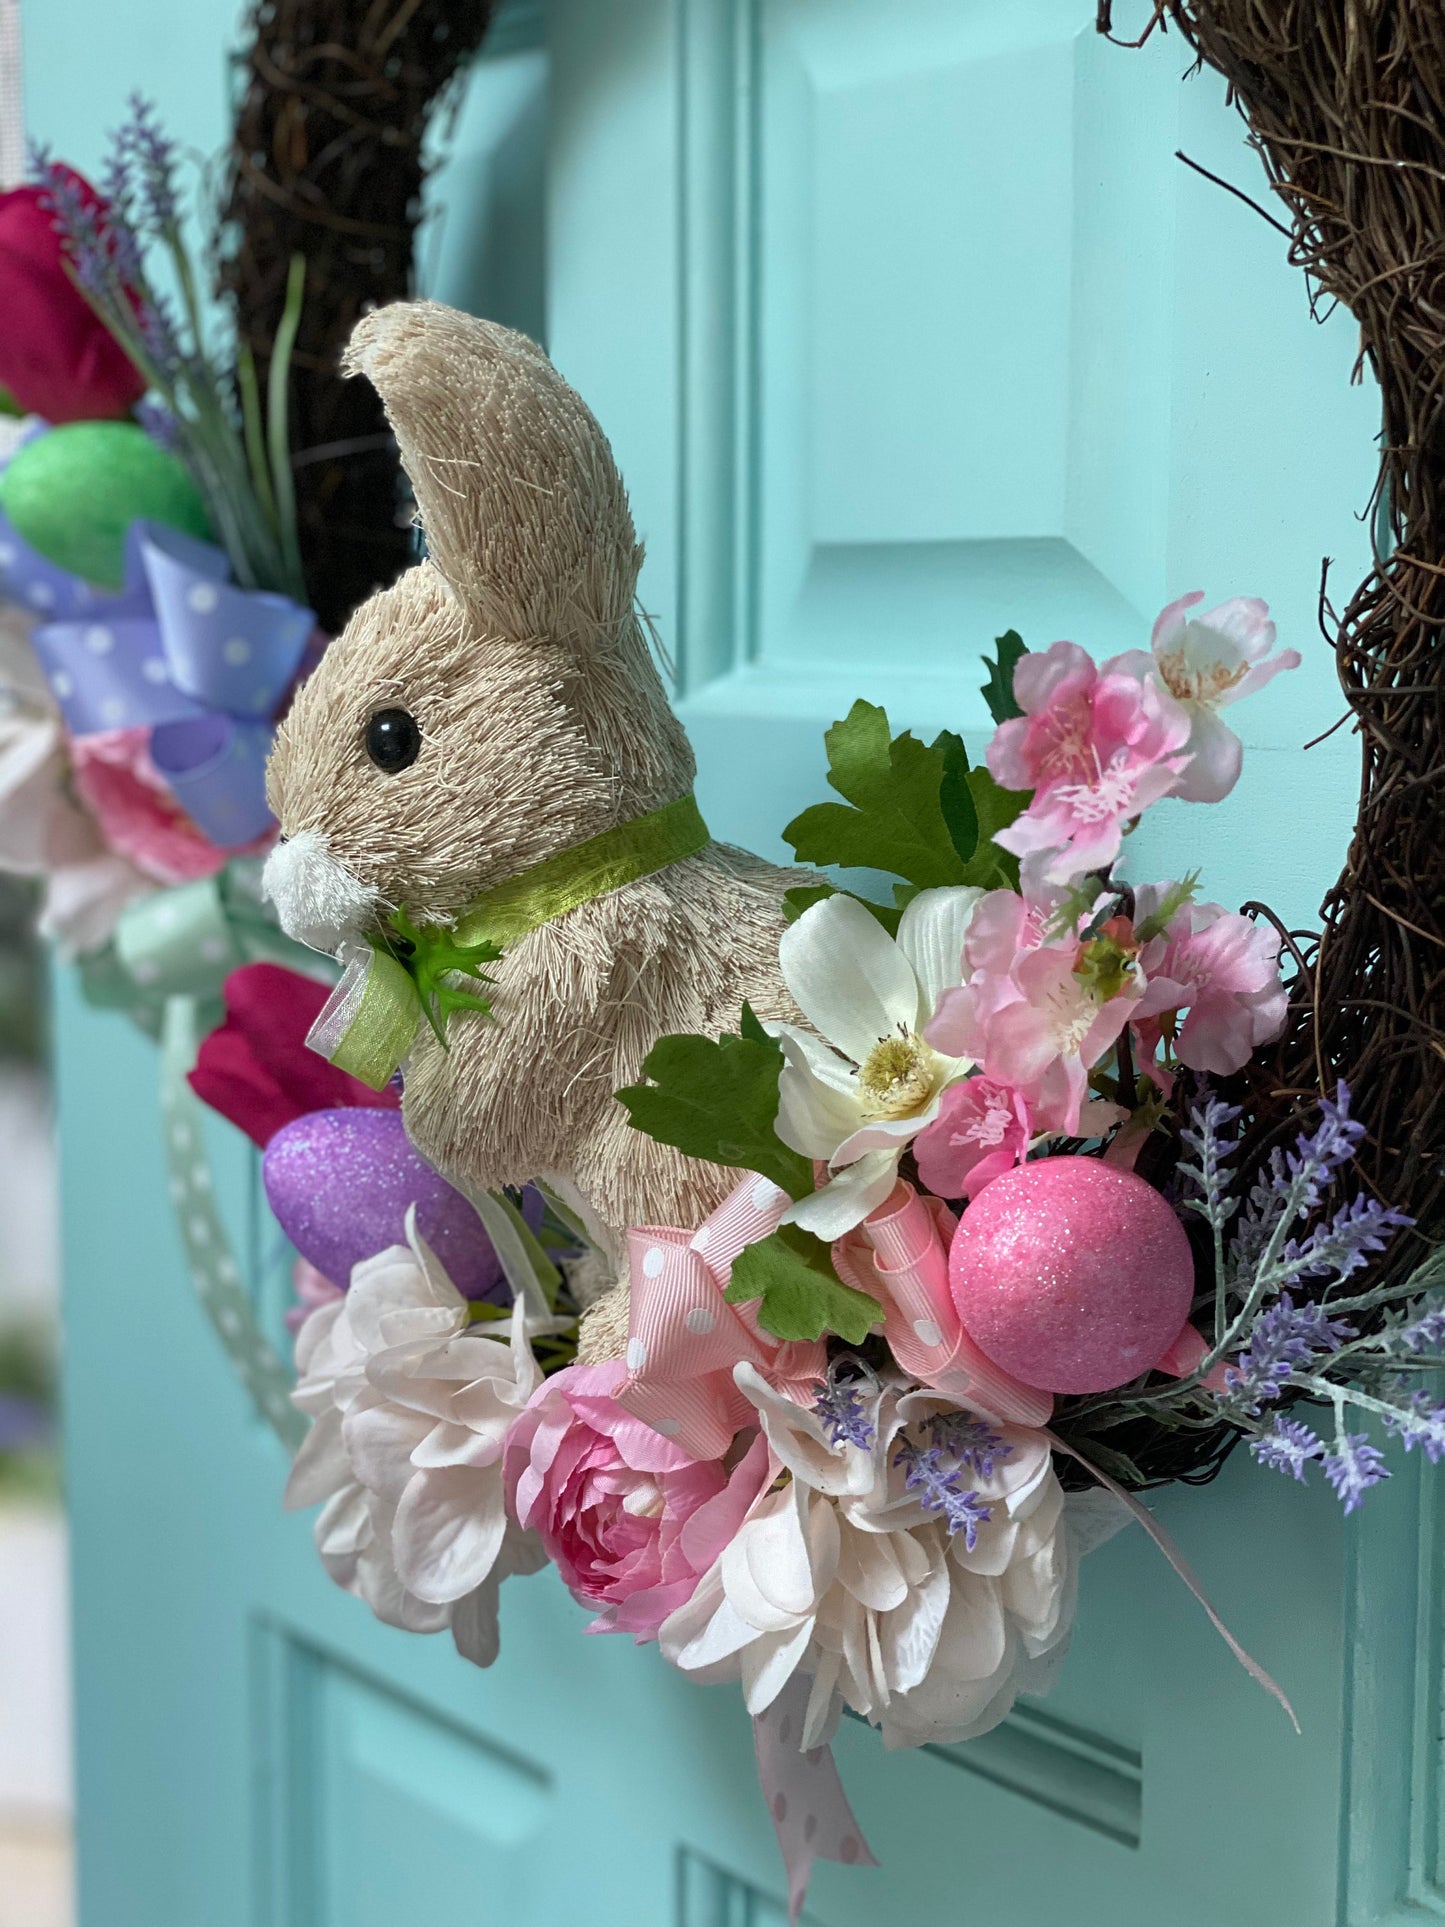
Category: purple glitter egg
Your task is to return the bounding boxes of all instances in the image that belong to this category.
[263,1108,537,1302]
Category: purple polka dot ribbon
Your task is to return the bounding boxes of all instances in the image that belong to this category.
[0,509,315,847]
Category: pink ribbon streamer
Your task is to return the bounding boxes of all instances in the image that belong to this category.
[617,1175,828,1460]
[753,1675,877,1923]
[1046,1430,1299,1731]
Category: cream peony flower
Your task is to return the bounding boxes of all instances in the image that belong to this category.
[772,888,983,1239]
[659,1367,1100,1750]
[286,1209,551,1667]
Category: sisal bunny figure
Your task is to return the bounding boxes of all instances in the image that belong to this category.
[263,301,805,1300]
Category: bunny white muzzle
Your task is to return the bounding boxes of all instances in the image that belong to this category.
[262,828,380,954]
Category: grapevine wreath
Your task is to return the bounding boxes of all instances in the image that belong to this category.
[0,5,1440,1917]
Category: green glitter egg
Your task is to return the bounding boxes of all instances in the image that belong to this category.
[0,421,210,589]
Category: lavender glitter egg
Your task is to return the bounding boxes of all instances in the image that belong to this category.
[948,1157,1195,1395]
[263,1108,524,1301]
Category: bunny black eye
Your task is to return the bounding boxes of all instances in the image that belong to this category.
[365,707,421,774]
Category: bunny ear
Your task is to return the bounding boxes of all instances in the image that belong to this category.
[343,301,642,644]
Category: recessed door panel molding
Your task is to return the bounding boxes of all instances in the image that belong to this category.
[677,0,1178,724]
[676,1847,807,1927]
[671,0,1377,752]
[1339,1457,1445,1925]
[924,1701,1143,1850]
[254,1622,554,1927]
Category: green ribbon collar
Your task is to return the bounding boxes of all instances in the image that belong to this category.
[314,793,711,1090]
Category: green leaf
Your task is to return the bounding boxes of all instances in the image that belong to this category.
[782,883,838,924]
[955,767,1025,889]
[724,1223,882,1344]
[1134,870,1202,943]
[616,1022,813,1202]
[981,630,1028,724]
[783,700,974,889]
[934,728,979,864]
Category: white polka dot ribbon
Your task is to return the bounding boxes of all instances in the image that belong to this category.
[617,1175,829,1460]
[753,1673,876,1924]
[842,1179,1054,1429]
[13,516,316,848]
[160,994,307,1451]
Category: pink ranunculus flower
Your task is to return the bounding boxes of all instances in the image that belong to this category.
[988,640,1193,885]
[505,1359,772,1641]
[1132,885,1288,1076]
[913,1075,1032,1200]
[1113,593,1301,805]
[928,932,1141,1136]
[68,727,272,885]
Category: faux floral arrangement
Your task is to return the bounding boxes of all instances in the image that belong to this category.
[277,591,1442,1915]
[0,99,316,970]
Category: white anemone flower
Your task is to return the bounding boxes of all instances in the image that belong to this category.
[286,1208,551,1667]
[659,1369,1100,1750]
[773,887,983,1239]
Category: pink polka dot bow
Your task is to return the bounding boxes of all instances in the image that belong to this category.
[617,1174,828,1461]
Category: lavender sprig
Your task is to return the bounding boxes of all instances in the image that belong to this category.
[28,105,306,602]
[1321,1431,1390,1514]
[1400,1304,1445,1353]
[812,1376,876,1452]
[118,92,181,234]
[1068,1082,1433,1519]
[1249,1416,1325,1481]
[1380,1390,1445,1464]
[1224,1297,1356,1414]
[924,1411,1013,1480]
[893,1436,993,1550]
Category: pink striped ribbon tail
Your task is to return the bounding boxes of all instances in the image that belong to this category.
[617,1174,828,1460]
[1047,1429,1299,1731]
[754,1674,877,1924]
[1155,1320,1233,1393]
[847,1180,1053,1428]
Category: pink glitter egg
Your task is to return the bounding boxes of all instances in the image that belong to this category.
[948,1157,1195,1395]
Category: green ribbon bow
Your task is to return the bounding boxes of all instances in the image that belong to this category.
[311,793,713,1091]
[80,858,335,1036]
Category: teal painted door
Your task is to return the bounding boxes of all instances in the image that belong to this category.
[34,2,1441,1923]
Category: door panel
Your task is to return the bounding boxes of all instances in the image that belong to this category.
[32,1,1441,1923]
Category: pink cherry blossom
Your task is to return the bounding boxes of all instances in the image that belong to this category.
[988,641,1193,884]
[913,1075,1032,1199]
[928,934,1141,1136]
[1112,593,1300,804]
[504,1360,771,1641]
[1133,887,1288,1075]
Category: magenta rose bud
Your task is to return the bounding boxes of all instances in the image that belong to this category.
[0,172,147,423]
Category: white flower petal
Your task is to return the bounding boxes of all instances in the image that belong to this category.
[895,886,983,1017]
[449,1579,503,1668]
[721,1486,820,1630]
[779,893,918,1062]
[740,1616,817,1715]
[285,1409,350,1510]
[775,1027,862,1160]
[343,1399,433,1502]
[781,1148,901,1240]
[393,1466,508,1604]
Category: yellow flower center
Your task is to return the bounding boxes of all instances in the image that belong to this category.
[857,1030,938,1120]
[1156,646,1247,707]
